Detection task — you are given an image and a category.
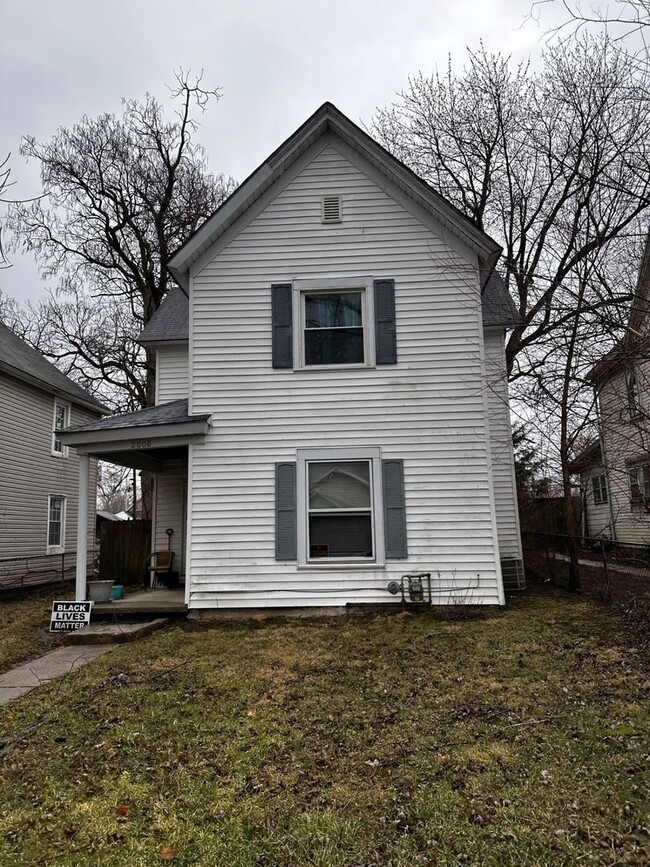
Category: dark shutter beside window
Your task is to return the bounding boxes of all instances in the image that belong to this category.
[382,459,407,558]
[275,462,297,560]
[272,283,293,368]
[374,279,397,365]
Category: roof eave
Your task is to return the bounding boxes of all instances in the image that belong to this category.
[0,361,109,415]
[58,416,211,448]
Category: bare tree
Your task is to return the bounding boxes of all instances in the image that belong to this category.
[8,70,235,409]
[370,37,650,380]
[530,0,650,58]
[0,155,13,269]
[97,463,131,514]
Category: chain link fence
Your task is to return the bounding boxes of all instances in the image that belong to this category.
[522,531,650,603]
[0,552,94,592]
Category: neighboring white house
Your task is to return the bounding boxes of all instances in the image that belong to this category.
[572,231,650,545]
[0,322,107,567]
[60,102,524,608]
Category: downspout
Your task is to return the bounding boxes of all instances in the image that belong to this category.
[594,383,617,542]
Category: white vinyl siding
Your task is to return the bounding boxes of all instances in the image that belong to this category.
[153,463,186,575]
[484,328,523,562]
[187,140,504,608]
[0,373,98,560]
[581,466,613,538]
[156,346,189,403]
[597,368,650,545]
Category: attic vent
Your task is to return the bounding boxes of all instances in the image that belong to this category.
[322,195,342,223]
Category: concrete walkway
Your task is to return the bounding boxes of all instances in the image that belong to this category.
[0,646,112,706]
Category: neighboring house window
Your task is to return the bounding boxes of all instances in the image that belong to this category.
[52,400,70,456]
[47,496,66,552]
[628,463,650,508]
[626,370,641,418]
[592,473,608,505]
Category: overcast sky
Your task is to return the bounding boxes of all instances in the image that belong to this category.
[0,0,557,304]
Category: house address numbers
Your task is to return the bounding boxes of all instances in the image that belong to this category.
[131,439,152,449]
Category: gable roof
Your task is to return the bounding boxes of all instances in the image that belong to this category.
[0,321,108,414]
[139,270,520,346]
[568,440,602,474]
[167,102,502,292]
[481,273,520,328]
[627,229,650,338]
[138,286,189,345]
[587,228,650,384]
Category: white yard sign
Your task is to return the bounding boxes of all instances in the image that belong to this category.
[50,601,93,632]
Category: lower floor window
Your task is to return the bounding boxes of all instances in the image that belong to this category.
[47,496,65,550]
[297,448,384,564]
[592,473,608,505]
[628,463,650,508]
[308,460,373,558]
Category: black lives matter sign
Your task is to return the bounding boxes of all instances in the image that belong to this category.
[50,601,93,632]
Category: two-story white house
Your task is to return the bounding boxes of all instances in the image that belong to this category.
[572,231,650,545]
[60,103,524,609]
[0,321,106,577]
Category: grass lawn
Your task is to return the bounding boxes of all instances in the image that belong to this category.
[0,587,70,674]
[0,592,647,866]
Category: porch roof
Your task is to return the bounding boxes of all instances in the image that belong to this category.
[58,399,211,469]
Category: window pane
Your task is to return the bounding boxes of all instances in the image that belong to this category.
[55,404,67,428]
[305,293,362,328]
[48,498,63,546]
[305,327,364,365]
[309,514,373,558]
[309,461,371,509]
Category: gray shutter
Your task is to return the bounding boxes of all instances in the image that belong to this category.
[272,283,293,368]
[382,459,407,558]
[275,462,297,560]
[374,279,397,365]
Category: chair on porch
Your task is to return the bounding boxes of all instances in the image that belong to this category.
[144,551,175,589]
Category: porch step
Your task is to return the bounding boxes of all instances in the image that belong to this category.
[91,588,187,617]
[64,618,170,646]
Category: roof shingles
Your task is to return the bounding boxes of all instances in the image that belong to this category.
[0,321,107,413]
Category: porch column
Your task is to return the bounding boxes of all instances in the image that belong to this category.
[76,453,90,601]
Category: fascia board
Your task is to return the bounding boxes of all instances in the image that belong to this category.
[58,418,211,448]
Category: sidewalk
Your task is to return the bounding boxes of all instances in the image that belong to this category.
[0,646,112,706]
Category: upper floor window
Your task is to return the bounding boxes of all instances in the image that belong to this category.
[52,400,70,457]
[272,278,397,370]
[592,473,608,505]
[628,463,650,508]
[303,291,365,366]
[626,370,641,418]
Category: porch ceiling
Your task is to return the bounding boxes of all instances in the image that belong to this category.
[98,445,189,472]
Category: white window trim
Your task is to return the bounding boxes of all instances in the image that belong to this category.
[47,495,66,554]
[292,276,376,371]
[52,399,71,457]
[296,447,384,568]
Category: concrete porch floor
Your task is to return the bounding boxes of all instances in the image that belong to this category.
[92,588,187,616]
